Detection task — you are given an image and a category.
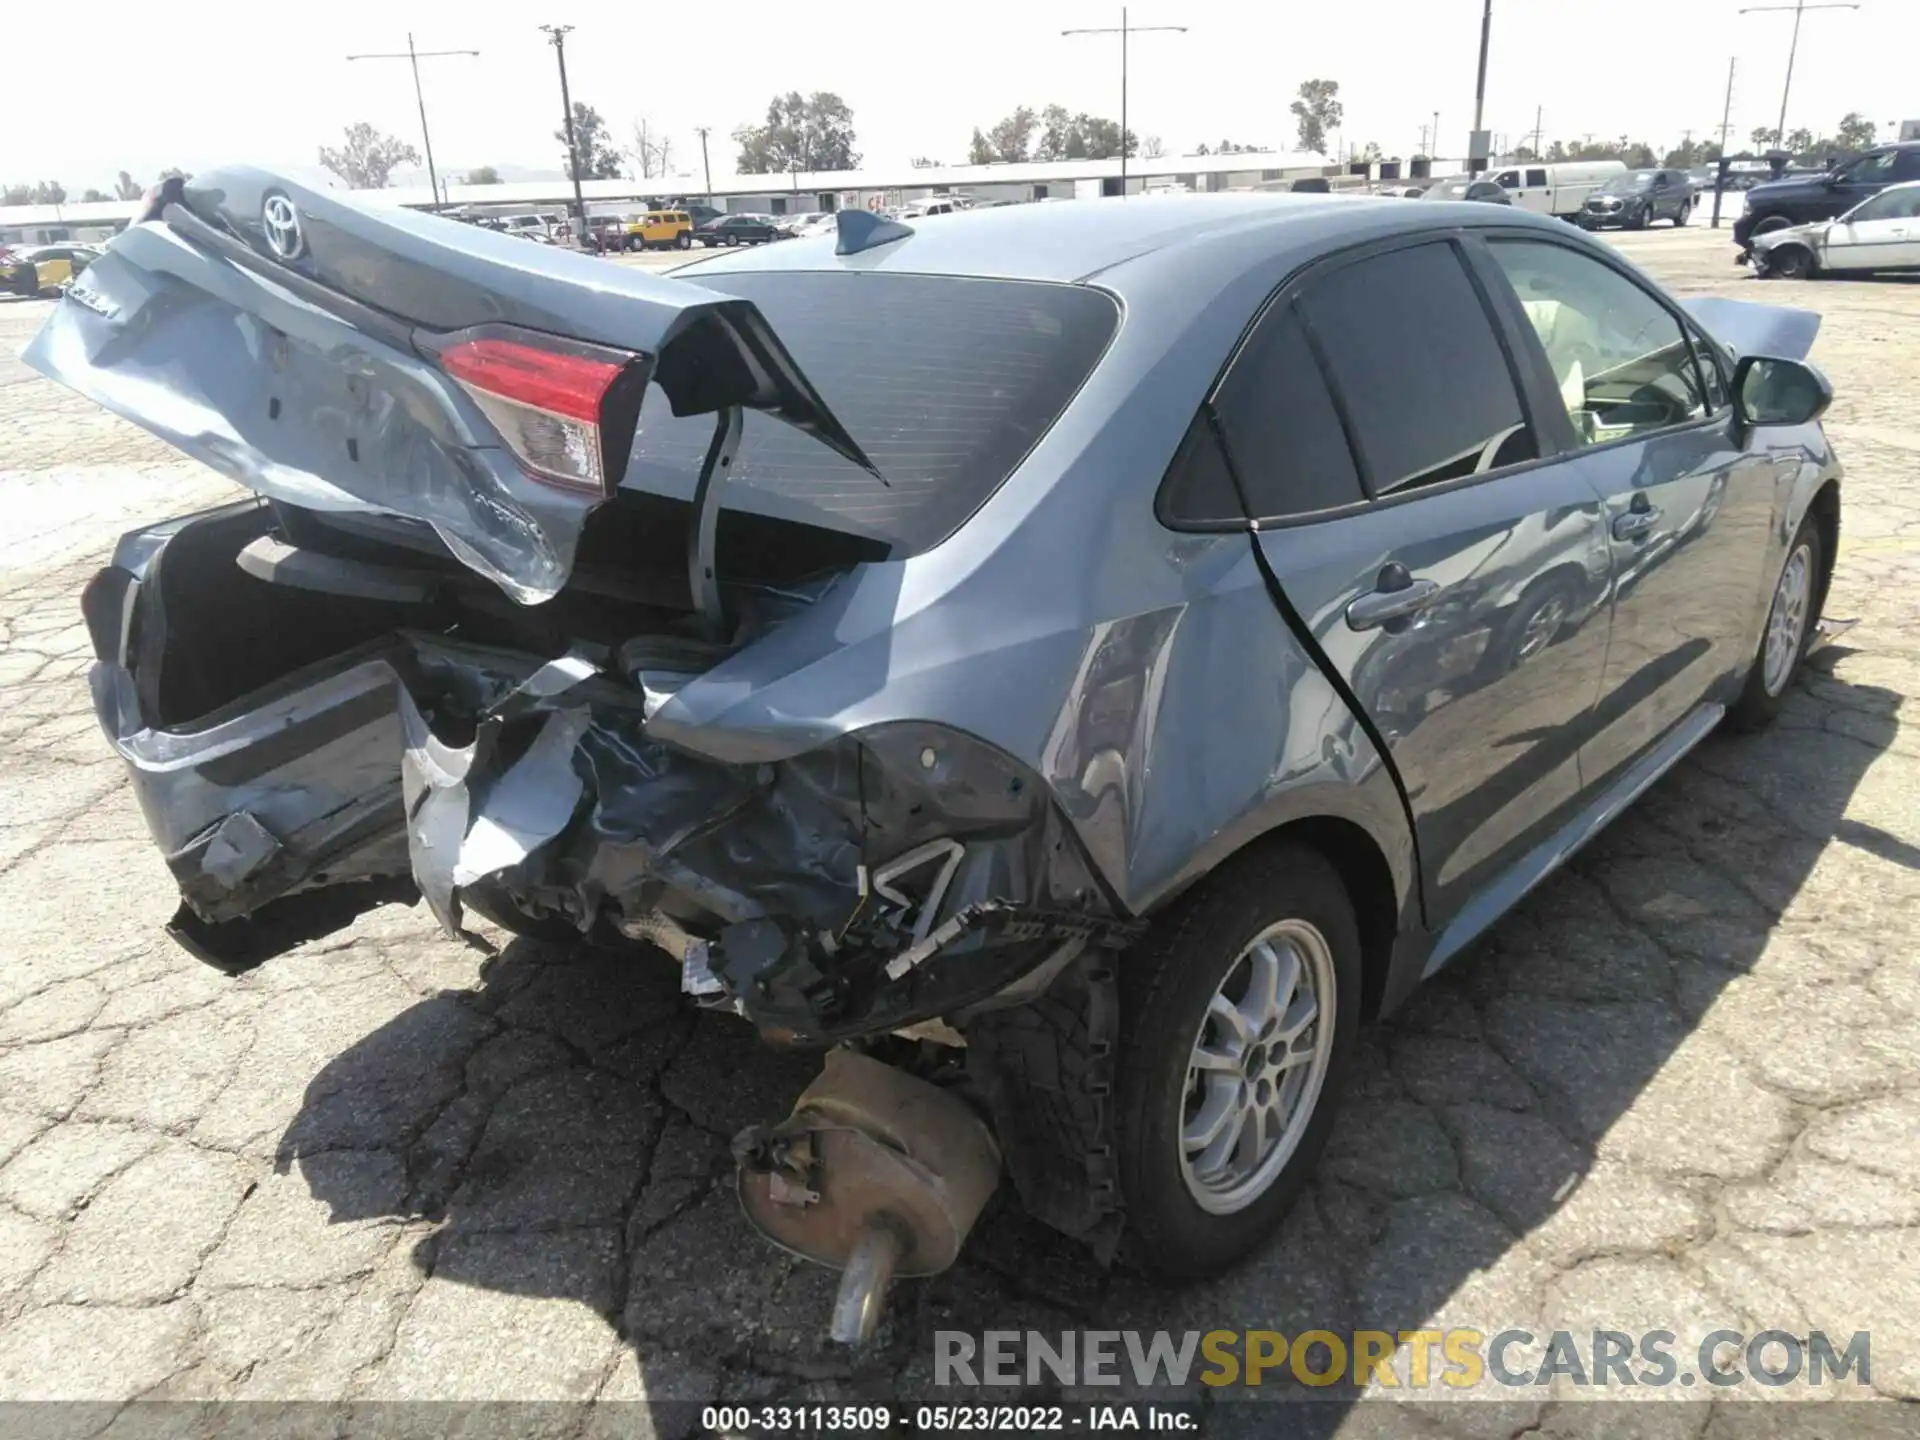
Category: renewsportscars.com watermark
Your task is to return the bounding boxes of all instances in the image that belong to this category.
[935,1329,1873,1391]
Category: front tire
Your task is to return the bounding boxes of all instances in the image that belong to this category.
[1727,516,1823,732]
[1114,843,1361,1279]
[1674,202,1690,227]
[1768,245,1815,280]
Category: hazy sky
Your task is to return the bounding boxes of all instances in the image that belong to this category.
[3,0,1913,191]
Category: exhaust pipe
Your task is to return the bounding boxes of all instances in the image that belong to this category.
[734,1049,1001,1343]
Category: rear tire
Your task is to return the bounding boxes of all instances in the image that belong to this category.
[1726,515,1823,732]
[675,232,692,250]
[1113,843,1362,1280]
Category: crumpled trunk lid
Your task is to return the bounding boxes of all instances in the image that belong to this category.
[26,166,871,605]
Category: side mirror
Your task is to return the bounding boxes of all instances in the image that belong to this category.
[1734,355,1833,428]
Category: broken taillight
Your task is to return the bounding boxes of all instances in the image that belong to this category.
[434,330,644,496]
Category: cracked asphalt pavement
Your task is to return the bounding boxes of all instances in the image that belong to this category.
[0,228,1916,1436]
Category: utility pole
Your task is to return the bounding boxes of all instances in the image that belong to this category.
[540,24,586,243]
[1716,57,1738,154]
[1062,7,1187,194]
[1712,56,1738,228]
[1738,0,1861,146]
[1432,111,1441,160]
[695,126,713,205]
[1418,122,1431,158]
[1529,105,1543,157]
[345,32,479,208]
[1469,0,1494,171]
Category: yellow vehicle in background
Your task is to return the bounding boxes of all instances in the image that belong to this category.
[621,210,694,251]
[1,243,102,298]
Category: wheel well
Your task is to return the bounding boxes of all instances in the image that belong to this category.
[1808,478,1841,616]
[1254,816,1400,1023]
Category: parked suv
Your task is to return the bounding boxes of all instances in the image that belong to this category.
[624,210,694,251]
[1579,169,1693,229]
[1733,142,1920,259]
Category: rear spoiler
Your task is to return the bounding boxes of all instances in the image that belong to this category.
[26,166,873,605]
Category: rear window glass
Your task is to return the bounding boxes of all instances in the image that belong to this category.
[622,272,1119,556]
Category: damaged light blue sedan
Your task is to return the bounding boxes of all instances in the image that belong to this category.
[31,169,1843,1339]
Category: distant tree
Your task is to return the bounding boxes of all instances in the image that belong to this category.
[465,165,502,185]
[909,156,943,168]
[114,170,143,200]
[974,104,1132,163]
[555,103,622,181]
[80,188,109,202]
[1290,79,1343,155]
[1784,126,1815,155]
[1076,115,1135,160]
[1833,112,1878,151]
[1358,140,1383,162]
[1750,126,1781,150]
[1035,104,1076,161]
[31,180,67,204]
[318,122,420,189]
[1143,134,1167,159]
[628,119,675,180]
[988,106,1038,163]
[0,184,31,205]
[734,91,859,174]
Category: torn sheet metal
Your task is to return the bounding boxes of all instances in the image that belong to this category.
[400,649,600,935]
[1680,296,1822,362]
[27,165,879,607]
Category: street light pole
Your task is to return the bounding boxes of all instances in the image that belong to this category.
[345,32,479,208]
[1062,7,1187,194]
[1738,0,1861,146]
[539,24,587,243]
[695,126,713,205]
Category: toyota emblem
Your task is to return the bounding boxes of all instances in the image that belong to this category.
[261,194,305,260]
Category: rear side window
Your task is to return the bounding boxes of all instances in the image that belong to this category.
[623,273,1119,556]
[1300,242,1538,495]
[1206,304,1362,519]
[1526,168,1548,187]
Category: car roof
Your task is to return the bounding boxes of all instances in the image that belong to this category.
[677,192,1573,288]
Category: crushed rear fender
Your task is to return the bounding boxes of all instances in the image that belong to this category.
[25,165,873,604]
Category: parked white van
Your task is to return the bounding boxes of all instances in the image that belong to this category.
[1485,161,1628,219]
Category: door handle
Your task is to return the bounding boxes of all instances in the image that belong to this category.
[1612,506,1662,540]
[1345,574,1443,630]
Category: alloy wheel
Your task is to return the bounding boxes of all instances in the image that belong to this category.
[1762,543,1813,696]
[1179,919,1337,1215]
[1514,593,1569,664]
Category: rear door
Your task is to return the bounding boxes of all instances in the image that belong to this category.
[1233,236,1615,924]
[1478,234,1779,787]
